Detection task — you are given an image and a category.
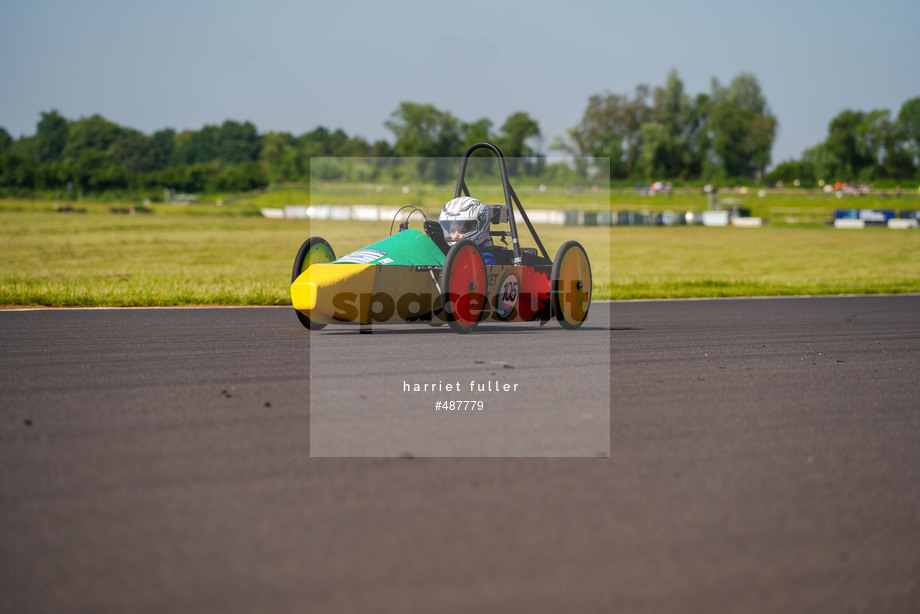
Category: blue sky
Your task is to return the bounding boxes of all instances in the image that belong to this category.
[1,0,918,165]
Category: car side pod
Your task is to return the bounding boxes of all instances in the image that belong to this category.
[551,240,592,329]
[291,230,447,328]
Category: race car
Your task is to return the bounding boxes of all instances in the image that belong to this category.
[290,142,592,333]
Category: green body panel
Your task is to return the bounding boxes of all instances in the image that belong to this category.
[332,229,445,266]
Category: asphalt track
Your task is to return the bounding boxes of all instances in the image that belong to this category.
[1,296,919,613]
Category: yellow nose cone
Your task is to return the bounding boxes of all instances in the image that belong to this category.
[293,277,318,311]
[291,263,377,323]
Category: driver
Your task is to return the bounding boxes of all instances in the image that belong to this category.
[438,196,493,248]
[428,196,514,265]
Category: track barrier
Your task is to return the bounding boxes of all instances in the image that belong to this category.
[262,204,918,229]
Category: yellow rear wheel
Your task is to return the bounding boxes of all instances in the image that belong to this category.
[551,241,592,330]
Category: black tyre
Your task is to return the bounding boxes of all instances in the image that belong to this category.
[291,237,335,330]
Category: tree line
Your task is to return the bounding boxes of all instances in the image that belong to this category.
[0,103,549,197]
[556,70,778,182]
[768,99,920,186]
[558,69,920,186]
[1,73,918,198]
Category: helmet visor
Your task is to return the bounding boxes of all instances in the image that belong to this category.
[440,219,478,243]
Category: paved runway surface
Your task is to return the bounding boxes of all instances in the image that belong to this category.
[2,296,919,613]
[307,305,610,457]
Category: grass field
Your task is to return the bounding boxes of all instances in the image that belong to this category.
[1,205,918,307]
[7,182,920,220]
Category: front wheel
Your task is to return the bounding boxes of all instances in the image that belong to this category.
[551,241,592,330]
[441,240,488,333]
[291,237,335,330]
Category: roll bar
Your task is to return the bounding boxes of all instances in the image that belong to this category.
[453,142,550,265]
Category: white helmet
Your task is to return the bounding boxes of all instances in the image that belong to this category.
[438,196,492,247]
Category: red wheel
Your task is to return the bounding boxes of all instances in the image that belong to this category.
[441,240,488,333]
